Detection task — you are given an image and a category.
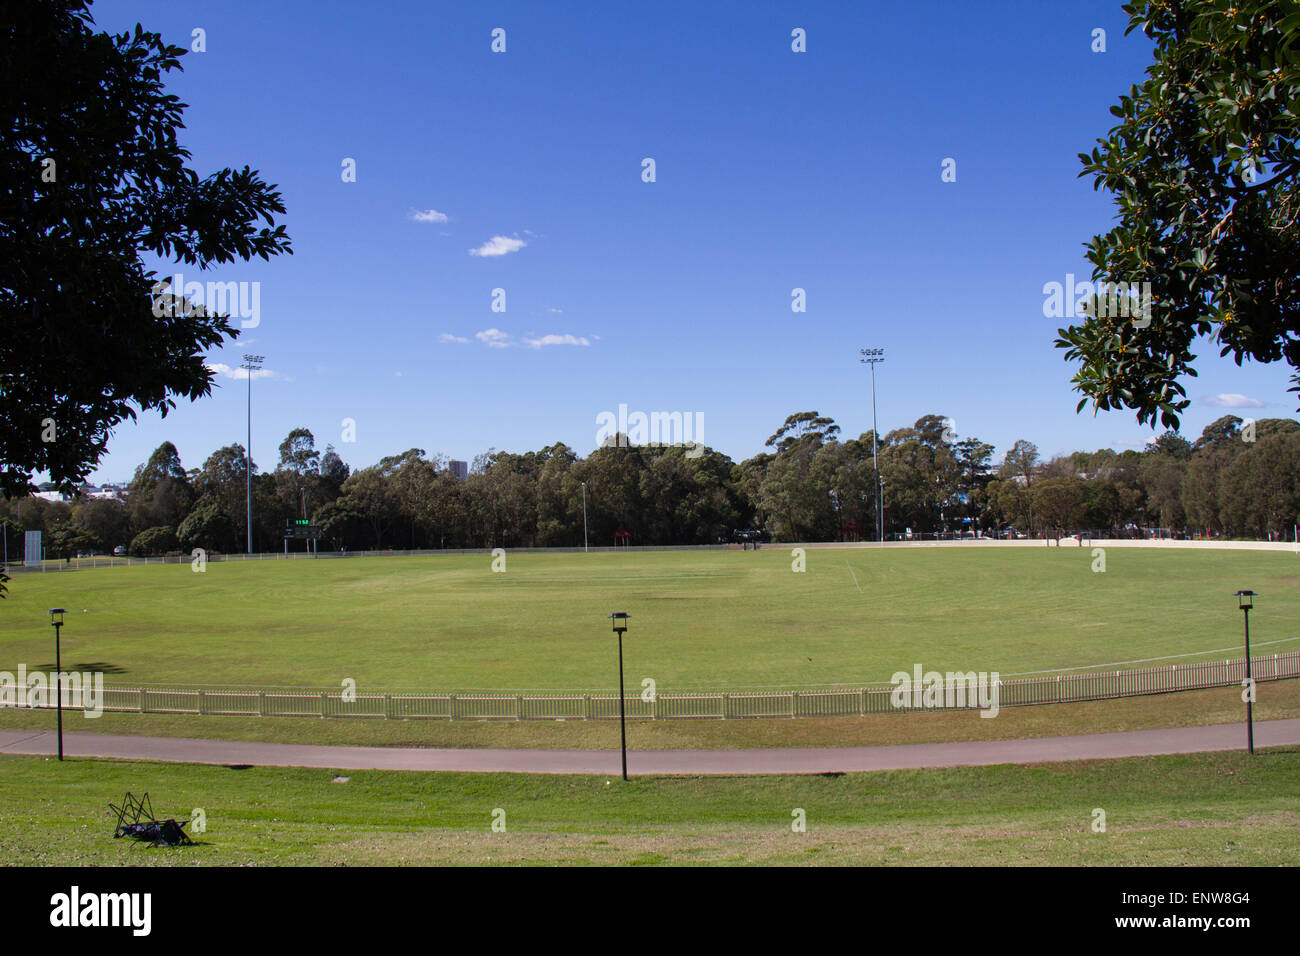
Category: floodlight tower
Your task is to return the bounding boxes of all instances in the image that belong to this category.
[241,354,264,554]
[859,348,885,542]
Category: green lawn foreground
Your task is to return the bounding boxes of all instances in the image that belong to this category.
[0,748,1295,866]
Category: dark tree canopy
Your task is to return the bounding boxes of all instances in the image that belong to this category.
[1059,0,1300,427]
[764,412,841,452]
[130,441,187,492]
[0,0,292,497]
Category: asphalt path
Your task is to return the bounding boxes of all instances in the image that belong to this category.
[1,718,1296,775]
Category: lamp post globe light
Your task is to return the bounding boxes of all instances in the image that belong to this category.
[48,608,65,761]
[1235,590,1256,755]
[859,348,885,543]
[609,612,631,781]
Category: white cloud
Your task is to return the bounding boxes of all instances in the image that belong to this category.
[476,328,512,348]
[394,371,403,377]
[522,333,591,349]
[411,208,449,223]
[206,362,277,381]
[1203,393,1267,408]
[469,235,526,257]
[439,333,470,344]
[546,307,563,313]
[466,328,587,349]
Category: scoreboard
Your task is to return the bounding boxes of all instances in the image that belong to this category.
[284,518,320,539]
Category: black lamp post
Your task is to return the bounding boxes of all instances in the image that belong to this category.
[48,608,65,761]
[1235,590,1256,755]
[609,612,630,781]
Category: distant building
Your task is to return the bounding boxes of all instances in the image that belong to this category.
[67,484,125,501]
[449,460,468,481]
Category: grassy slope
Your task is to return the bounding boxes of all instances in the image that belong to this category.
[1,548,1297,689]
[1,749,1294,865]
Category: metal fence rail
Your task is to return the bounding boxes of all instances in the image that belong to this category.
[5,652,1297,721]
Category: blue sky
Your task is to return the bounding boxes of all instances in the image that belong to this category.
[85,0,1297,483]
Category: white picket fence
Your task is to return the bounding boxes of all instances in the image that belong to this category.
[4,652,1296,721]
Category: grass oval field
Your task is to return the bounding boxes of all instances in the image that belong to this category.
[1,547,1296,691]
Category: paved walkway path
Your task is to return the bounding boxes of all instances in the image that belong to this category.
[1,719,1296,775]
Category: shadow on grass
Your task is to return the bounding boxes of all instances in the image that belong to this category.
[31,661,128,674]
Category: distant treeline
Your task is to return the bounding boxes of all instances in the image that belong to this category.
[4,411,1298,558]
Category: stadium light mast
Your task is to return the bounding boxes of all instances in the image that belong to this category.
[1235,590,1256,755]
[241,354,264,554]
[581,482,589,552]
[859,348,885,542]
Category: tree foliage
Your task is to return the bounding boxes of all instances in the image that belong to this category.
[3,412,1296,568]
[0,1,292,496]
[129,524,178,556]
[1059,0,1300,427]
